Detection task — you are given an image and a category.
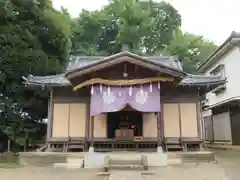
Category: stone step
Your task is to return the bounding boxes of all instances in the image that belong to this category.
[66,157,84,164]
[53,163,83,169]
[109,164,144,169]
[168,158,182,165]
[110,159,142,165]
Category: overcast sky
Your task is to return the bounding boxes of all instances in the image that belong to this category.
[52,0,240,45]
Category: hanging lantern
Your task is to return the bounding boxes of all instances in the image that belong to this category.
[91,84,94,95]
[100,84,103,94]
[149,82,153,92]
[158,81,160,89]
[129,85,132,96]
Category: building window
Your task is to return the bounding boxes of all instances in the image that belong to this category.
[210,64,225,78]
[210,64,226,94]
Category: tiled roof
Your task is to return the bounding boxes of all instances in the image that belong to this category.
[23,53,225,87]
[66,55,183,72]
[23,73,225,87]
[180,74,225,85]
[23,74,70,86]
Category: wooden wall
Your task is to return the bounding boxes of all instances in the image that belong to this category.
[93,114,107,138]
[143,113,158,138]
[52,103,87,138]
[50,87,89,139]
[49,85,200,140]
[163,103,199,138]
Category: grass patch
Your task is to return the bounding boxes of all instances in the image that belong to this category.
[0,163,21,169]
[0,152,20,168]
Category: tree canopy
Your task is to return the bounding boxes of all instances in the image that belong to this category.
[159,28,217,73]
[71,0,181,55]
[71,0,216,73]
[0,0,217,147]
[0,0,72,143]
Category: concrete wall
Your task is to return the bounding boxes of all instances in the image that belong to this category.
[204,47,240,106]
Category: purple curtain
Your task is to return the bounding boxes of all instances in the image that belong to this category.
[90,84,160,116]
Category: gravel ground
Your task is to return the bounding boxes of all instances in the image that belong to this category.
[0,163,228,180]
[1,150,240,180]
[0,167,106,180]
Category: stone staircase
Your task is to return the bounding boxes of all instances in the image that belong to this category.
[103,154,148,172]
[53,157,84,169]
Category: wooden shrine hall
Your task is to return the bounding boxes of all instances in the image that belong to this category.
[23,51,225,152]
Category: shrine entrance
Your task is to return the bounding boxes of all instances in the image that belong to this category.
[107,109,143,140]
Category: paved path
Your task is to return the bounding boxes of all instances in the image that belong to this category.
[148,163,228,180]
[214,150,240,180]
[107,162,228,180]
[108,171,143,180]
[0,164,229,180]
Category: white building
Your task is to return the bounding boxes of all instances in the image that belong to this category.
[197,31,240,146]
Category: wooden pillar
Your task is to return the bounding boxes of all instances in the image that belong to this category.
[90,116,94,147]
[67,104,71,138]
[46,90,53,141]
[197,89,203,139]
[178,104,182,140]
[157,112,161,146]
[178,103,185,151]
[211,115,215,142]
[197,89,204,150]
[160,103,164,142]
[84,101,90,150]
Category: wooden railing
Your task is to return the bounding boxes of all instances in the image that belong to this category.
[93,141,158,152]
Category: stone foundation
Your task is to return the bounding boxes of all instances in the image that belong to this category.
[19,150,214,167]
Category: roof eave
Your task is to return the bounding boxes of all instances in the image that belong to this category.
[23,82,70,87]
[22,76,71,88]
[180,80,226,86]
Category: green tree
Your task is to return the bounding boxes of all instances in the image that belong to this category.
[0,0,71,144]
[159,29,217,73]
[71,0,181,55]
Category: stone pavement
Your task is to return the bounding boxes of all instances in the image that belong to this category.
[106,162,228,180]
[149,163,228,180]
[108,171,144,180]
[0,163,229,180]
